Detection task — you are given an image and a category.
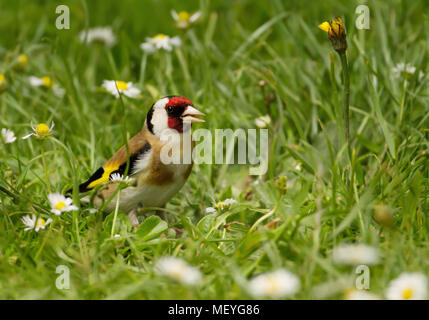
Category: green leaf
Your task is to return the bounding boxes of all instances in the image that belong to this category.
[136,216,168,241]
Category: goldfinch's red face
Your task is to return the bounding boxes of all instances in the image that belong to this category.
[147,96,205,136]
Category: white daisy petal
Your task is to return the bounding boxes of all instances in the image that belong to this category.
[248,269,300,299]
[79,27,116,47]
[190,11,202,23]
[2,128,17,144]
[28,76,44,86]
[21,214,36,231]
[332,243,379,266]
[171,10,179,20]
[170,36,182,47]
[255,115,271,128]
[22,133,34,140]
[205,207,216,214]
[155,257,202,285]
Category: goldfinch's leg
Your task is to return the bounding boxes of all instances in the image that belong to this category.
[128,209,140,227]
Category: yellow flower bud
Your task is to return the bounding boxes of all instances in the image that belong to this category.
[318,17,347,53]
[0,74,7,93]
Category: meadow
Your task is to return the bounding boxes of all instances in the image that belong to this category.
[0,0,428,300]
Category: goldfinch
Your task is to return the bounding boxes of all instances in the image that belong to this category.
[72,96,205,226]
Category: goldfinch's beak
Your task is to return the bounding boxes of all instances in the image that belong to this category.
[181,106,205,123]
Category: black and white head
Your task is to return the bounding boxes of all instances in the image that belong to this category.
[146,96,205,136]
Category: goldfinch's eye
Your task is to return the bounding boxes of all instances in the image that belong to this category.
[166,106,173,113]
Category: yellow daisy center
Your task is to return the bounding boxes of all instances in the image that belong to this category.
[0,74,5,84]
[116,81,128,91]
[154,33,167,41]
[35,123,50,136]
[36,218,46,227]
[41,76,54,88]
[266,276,279,294]
[55,201,66,210]
[215,201,225,210]
[171,265,186,280]
[402,288,413,300]
[178,11,190,22]
[18,54,29,67]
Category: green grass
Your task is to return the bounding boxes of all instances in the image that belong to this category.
[0,0,428,299]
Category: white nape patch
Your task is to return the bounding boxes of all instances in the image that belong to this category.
[131,148,152,175]
[149,97,170,137]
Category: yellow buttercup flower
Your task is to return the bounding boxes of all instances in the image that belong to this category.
[318,17,347,52]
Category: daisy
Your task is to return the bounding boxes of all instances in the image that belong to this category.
[110,173,131,183]
[140,34,181,53]
[205,198,237,213]
[392,62,424,79]
[392,63,416,76]
[254,115,271,128]
[102,80,141,99]
[171,10,202,29]
[332,243,379,266]
[386,273,427,300]
[48,193,78,216]
[1,128,16,144]
[28,76,65,97]
[22,121,55,139]
[155,256,202,285]
[248,269,300,299]
[79,27,116,47]
[21,214,52,232]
